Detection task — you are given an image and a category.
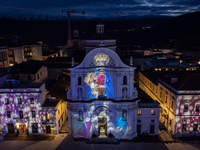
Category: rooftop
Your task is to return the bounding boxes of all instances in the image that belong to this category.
[42,98,60,107]
[159,72,200,91]
[10,60,45,74]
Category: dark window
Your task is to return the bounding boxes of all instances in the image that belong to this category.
[7,111,11,118]
[123,76,127,85]
[137,125,141,134]
[194,124,198,131]
[160,91,162,98]
[32,111,35,117]
[122,109,127,121]
[196,104,200,112]
[18,98,22,104]
[28,75,31,80]
[40,72,42,76]
[78,110,83,121]
[150,125,155,134]
[78,76,82,85]
[37,73,39,79]
[62,115,63,122]
[170,119,172,126]
[30,98,34,104]
[32,123,38,133]
[151,120,155,122]
[137,120,141,122]
[165,96,167,103]
[5,98,9,104]
[58,120,60,127]
[171,100,174,109]
[182,124,186,132]
[19,111,23,118]
[184,105,188,112]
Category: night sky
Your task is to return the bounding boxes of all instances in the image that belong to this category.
[0,0,200,18]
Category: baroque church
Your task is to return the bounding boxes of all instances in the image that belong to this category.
[66,47,140,139]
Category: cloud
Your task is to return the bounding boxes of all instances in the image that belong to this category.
[0,0,199,18]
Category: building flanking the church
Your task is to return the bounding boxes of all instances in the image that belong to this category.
[66,47,160,140]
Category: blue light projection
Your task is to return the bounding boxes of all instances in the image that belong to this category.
[84,53,114,99]
[73,101,132,139]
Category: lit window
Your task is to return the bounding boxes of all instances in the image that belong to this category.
[30,98,34,104]
[5,98,9,104]
[184,104,188,112]
[138,110,141,115]
[155,68,158,71]
[46,114,49,122]
[18,98,22,104]
[151,110,155,115]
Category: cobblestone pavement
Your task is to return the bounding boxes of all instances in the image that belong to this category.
[0,134,200,150]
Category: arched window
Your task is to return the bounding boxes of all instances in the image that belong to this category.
[78,76,82,85]
[122,109,127,121]
[123,76,127,85]
[77,88,83,99]
[78,110,83,121]
[122,87,127,98]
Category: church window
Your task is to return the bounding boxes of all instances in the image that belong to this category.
[77,88,83,99]
[78,76,82,85]
[78,110,83,121]
[122,87,128,98]
[123,76,127,85]
[122,109,127,121]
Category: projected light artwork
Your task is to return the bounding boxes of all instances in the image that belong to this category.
[73,101,132,139]
[84,53,114,99]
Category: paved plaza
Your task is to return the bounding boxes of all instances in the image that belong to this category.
[0,134,200,150]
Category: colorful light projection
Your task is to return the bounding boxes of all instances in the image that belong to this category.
[175,95,200,134]
[74,102,131,139]
[0,90,57,134]
[84,53,114,99]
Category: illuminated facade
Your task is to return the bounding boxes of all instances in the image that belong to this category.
[67,47,149,139]
[139,71,200,136]
[0,61,67,135]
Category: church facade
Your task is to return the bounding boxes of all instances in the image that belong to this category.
[66,48,141,139]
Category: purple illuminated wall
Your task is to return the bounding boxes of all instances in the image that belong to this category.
[0,89,57,134]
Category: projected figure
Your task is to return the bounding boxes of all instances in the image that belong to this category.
[84,53,114,99]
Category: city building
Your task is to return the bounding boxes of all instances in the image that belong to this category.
[66,47,160,140]
[84,24,117,54]
[139,71,200,136]
[0,60,67,134]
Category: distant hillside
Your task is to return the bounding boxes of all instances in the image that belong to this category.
[127,11,200,50]
[0,16,171,45]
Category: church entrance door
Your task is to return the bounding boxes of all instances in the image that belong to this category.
[98,117,107,137]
